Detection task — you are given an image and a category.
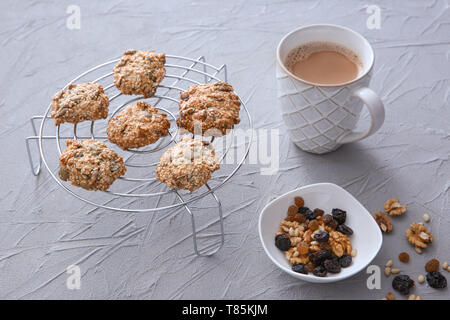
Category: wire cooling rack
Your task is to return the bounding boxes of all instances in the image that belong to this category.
[25,54,253,256]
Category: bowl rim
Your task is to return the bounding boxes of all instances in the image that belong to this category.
[258,182,383,283]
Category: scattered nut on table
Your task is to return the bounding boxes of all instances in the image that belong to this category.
[372,211,393,233]
[418,275,425,284]
[406,222,433,249]
[384,198,407,216]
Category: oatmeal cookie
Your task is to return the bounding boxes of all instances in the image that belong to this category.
[107,101,170,150]
[51,82,109,126]
[59,140,126,191]
[155,136,220,191]
[176,81,241,136]
[113,49,166,98]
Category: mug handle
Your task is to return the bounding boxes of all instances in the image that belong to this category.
[337,87,385,144]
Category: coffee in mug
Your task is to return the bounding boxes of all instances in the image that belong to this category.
[285,42,362,85]
[276,24,385,154]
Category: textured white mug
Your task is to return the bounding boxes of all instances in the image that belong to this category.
[276,24,385,154]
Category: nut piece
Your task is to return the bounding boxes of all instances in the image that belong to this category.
[391,268,401,274]
[406,222,433,249]
[372,211,393,233]
[384,198,407,216]
[425,259,440,272]
[399,252,410,263]
[415,296,421,300]
[417,275,425,284]
[443,261,449,270]
[423,213,430,222]
[386,260,393,268]
[328,230,352,257]
[415,247,422,254]
[385,267,391,277]
[408,294,416,300]
[386,292,395,300]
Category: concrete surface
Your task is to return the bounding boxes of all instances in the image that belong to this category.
[0,0,449,299]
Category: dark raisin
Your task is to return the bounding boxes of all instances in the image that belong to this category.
[298,207,317,220]
[339,254,352,268]
[313,230,330,242]
[392,275,415,295]
[292,263,308,274]
[312,265,328,277]
[274,234,291,251]
[332,208,347,224]
[323,258,341,273]
[336,224,353,236]
[323,214,338,229]
[426,271,447,289]
[309,250,332,266]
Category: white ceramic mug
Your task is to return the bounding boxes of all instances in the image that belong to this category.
[276,24,385,154]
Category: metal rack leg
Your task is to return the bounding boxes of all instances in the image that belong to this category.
[25,116,45,176]
[174,183,225,257]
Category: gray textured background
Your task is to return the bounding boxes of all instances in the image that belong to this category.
[1,0,449,299]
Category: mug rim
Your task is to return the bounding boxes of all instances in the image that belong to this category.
[276,24,375,87]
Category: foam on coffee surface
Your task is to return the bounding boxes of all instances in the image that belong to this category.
[285,42,362,72]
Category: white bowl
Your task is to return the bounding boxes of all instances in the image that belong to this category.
[258,182,382,283]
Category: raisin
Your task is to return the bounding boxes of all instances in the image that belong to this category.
[313,208,324,217]
[323,258,341,273]
[392,275,415,295]
[336,224,353,236]
[332,208,347,224]
[308,219,319,231]
[398,252,410,263]
[312,265,327,277]
[309,250,332,266]
[287,205,298,219]
[275,234,291,251]
[313,230,330,242]
[426,271,447,289]
[425,259,440,272]
[298,207,317,220]
[293,212,307,223]
[323,214,338,229]
[292,263,308,274]
[294,196,305,208]
[339,254,352,268]
[297,242,309,255]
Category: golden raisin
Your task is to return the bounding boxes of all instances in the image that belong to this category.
[308,219,319,231]
[425,259,440,272]
[313,208,324,217]
[297,242,309,255]
[293,213,306,223]
[294,196,305,208]
[287,205,297,218]
[399,252,410,263]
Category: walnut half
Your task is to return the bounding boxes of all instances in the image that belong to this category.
[372,211,393,233]
[384,198,407,216]
[406,222,433,249]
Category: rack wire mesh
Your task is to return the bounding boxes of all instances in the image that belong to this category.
[25,54,252,256]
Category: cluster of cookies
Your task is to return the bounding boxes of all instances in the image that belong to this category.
[51,50,241,192]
